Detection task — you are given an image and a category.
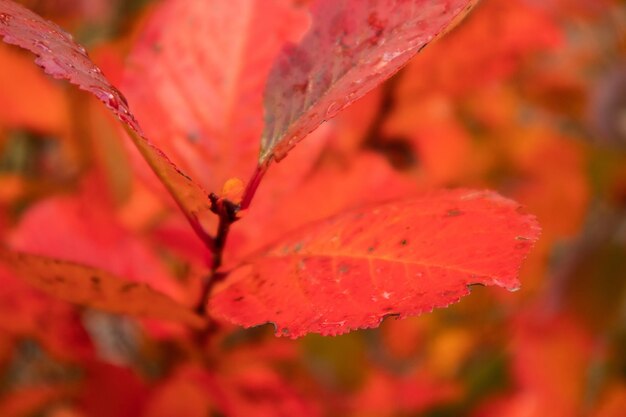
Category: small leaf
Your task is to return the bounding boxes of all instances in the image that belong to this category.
[210,189,540,338]
[260,0,477,163]
[0,249,205,328]
[0,0,215,247]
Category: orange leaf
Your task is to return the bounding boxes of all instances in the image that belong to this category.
[0,249,205,328]
[210,189,540,337]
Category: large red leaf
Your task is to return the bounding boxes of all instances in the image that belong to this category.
[122,0,317,196]
[210,189,540,337]
[225,152,417,265]
[259,0,477,164]
[0,0,214,247]
[0,249,205,328]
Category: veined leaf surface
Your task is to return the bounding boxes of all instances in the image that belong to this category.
[210,189,540,337]
[260,0,477,164]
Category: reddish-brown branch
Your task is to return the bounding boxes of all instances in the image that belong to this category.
[194,162,267,316]
[194,193,238,316]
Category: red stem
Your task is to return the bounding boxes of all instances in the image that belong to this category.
[240,162,268,210]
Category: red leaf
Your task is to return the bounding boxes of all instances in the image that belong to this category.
[259,0,478,163]
[122,0,312,195]
[226,152,417,264]
[210,189,540,337]
[0,249,205,328]
[0,0,215,248]
[9,194,183,299]
[0,1,135,131]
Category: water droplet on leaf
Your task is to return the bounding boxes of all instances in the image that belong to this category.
[326,101,341,118]
[33,39,51,53]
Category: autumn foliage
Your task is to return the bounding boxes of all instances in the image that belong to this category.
[0,0,624,416]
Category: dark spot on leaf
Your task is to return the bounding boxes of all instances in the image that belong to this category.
[297,260,306,271]
[275,310,282,315]
[515,236,532,241]
[91,276,101,286]
[292,81,308,93]
[446,209,464,217]
[467,283,486,292]
[367,246,376,253]
[54,276,65,283]
[400,239,408,246]
[186,131,200,143]
[281,328,290,336]
[233,296,244,302]
[120,283,138,293]
[366,12,386,44]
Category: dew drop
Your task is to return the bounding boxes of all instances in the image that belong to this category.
[326,101,341,118]
[91,86,120,111]
[382,50,402,63]
[33,39,52,53]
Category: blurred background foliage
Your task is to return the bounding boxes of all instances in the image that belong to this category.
[0,0,625,416]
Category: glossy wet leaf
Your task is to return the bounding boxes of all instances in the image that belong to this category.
[259,0,477,164]
[0,0,137,131]
[0,249,205,328]
[210,189,540,337]
[0,0,215,248]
